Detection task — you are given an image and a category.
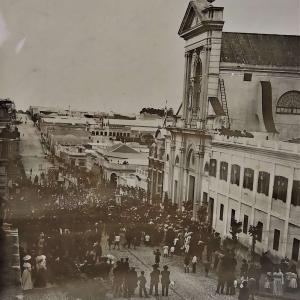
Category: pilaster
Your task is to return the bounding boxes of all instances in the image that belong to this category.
[193,143,205,220]
[177,143,186,209]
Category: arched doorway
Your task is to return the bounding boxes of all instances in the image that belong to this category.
[110,173,117,187]
[186,148,196,208]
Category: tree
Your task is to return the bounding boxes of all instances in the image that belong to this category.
[230,218,242,243]
[249,223,260,263]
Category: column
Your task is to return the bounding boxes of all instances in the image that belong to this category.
[182,52,191,125]
[264,164,275,252]
[177,141,186,210]
[193,142,205,220]
[168,139,176,200]
[200,45,211,129]
[282,170,293,257]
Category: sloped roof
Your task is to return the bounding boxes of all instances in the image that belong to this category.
[108,143,138,154]
[221,32,300,67]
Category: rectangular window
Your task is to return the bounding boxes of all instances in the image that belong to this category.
[273,229,280,251]
[292,238,300,261]
[231,209,236,225]
[174,180,178,202]
[230,164,240,186]
[272,176,288,202]
[209,159,217,177]
[257,171,270,196]
[219,204,224,221]
[203,192,208,204]
[291,180,300,206]
[243,168,254,191]
[243,215,249,234]
[257,222,263,242]
[220,161,228,181]
[243,73,252,81]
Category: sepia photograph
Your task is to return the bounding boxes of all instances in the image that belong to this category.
[0,0,300,299]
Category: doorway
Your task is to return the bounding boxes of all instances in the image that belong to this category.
[208,197,214,225]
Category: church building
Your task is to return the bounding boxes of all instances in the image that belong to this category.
[163,0,300,263]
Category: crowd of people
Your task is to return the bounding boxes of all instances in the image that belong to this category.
[6,164,299,299]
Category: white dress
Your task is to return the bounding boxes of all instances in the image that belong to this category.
[289,273,298,289]
[21,269,33,291]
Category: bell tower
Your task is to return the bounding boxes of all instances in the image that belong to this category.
[178,0,224,129]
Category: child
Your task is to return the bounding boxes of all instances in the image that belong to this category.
[163,245,169,258]
[184,255,190,273]
[192,255,197,273]
[170,246,175,257]
[145,234,150,246]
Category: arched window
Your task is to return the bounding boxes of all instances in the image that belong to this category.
[186,149,195,169]
[175,155,180,165]
[276,91,300,115]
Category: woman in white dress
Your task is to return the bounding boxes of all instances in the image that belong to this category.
[273,268,284,296]
[289,273,298,290]
[21,262,33,291]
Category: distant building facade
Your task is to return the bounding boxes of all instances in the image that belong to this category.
[148,128,166,205]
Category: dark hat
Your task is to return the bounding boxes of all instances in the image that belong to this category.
[163,265,168,269]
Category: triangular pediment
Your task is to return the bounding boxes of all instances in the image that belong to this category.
[178,1,208,36]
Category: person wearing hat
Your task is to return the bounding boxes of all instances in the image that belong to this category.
[21,262,33,291]
[149,264,160,297]
[22,255,32,274]
[161,265,171,297]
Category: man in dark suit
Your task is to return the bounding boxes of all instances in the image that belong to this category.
[161,265,171,296]
[149,264,160,296]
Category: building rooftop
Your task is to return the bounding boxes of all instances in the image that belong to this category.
[221,32,300,67]
[42,116,97,125]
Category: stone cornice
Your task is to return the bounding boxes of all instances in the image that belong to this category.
[220,63,300,75]
[179,21,224,40]
[167,126,211,139]
[212,141,300,163]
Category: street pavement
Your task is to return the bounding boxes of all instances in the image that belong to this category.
[100,234,270,300]
[17,114,52,180]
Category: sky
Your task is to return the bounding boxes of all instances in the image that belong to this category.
[0,0,299,114]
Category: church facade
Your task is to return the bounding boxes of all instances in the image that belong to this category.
[163,0,300,263]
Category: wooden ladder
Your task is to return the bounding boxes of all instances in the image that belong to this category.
[219,78,230,128]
